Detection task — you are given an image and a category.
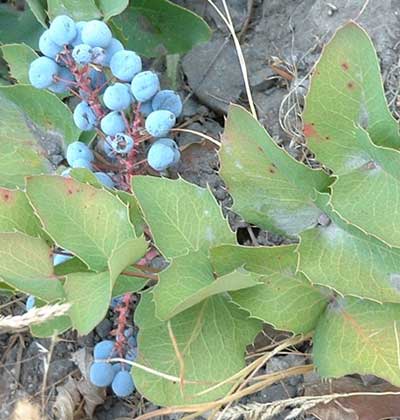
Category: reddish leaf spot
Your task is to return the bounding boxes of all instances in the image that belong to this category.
[268,164,277,174]
[341,62,350,71]
[347,81,356,90]
[0,189,14,203]
[303,123,317,138]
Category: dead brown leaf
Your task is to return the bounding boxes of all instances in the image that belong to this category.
[304,376,400,420]
[12,399,42,420]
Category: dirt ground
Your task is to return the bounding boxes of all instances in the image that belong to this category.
[1,0,400,419]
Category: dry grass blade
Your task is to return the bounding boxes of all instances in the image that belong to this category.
[0,303,71,333]
[207,0,257,119]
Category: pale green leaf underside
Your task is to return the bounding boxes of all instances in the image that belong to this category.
[313,297,400,386]
[26,0,47,27]
[134,292,262,406]
[0,187,43,237]
[330,128,400,248]
[211,244,328,334]
[133,176,235,259]
[96,0,129,20]
[220,105,329,237]
[303,22,400,175]
[0,232,64,302]
[1,43,38,84]
[27,176,136,272]
[154,249,261,321]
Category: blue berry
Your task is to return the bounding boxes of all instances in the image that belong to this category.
[53,253,72,266]
[73,102,97,131]
[130,71,160,102]
[70,158,92,170]
[48,67,74,94]
[127,335,137,348]
[111,370,135,397]
[104,38,124,66]
[29,57,59,89]
[126,347,137,361]
[147,139,178,171]
[61,168,71,177]
[39,30,63,59]
[66,141,94,166]
[140,100,153,117]
[94,172,114,188]
[89,68,106,92]
[145,110,176,137]
[157,138,180,165]
[94,340,115,360]
[72,44,93,65]
[71,21,87,47]
[152,90,183,117]
[103,140,115,158]
[110,296,123,309]
[112,363,122,375]
[91,47,106,65]
[110,133,134,154]
[49,15,77,46]
[103,83,132,111]
[90,362,114,387]
[110,50,142,82]
[81,20,112,48]
[25,295,36,311]
[100,111,126,136]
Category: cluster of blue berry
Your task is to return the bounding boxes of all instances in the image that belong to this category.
[28,15,183,180]
[89,334,137,397]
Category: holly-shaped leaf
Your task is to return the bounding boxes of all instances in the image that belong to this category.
[298,193,400,304]
[134,291,262,406]
[210,244,329,334]
[26,176,138,272]
[154,250,261,320]
[0,188,43,237]
[111,0,211,57]
[0,232,64,302]
[47,0,102,20]
[313,296,400,387]
[1,43,38,84]
[133,176,235,259]
[303,22,400,174]
[220,105,330,237]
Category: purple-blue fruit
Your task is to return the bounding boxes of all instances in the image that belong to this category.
[71,21,87,47]
[110,50,142,82]
[53,253,72,266]
[130,71,160,102]
[111,370,135,397]
[66,141,94,166]
[111,133,134,154]
[152,90,183,117]
[100,111,126,136]
[145,110,176,137]
[49,15,77,46]
[147,139,177,171]
[94,172,114,188]
[70,158,92,170]
[104,38,124,66]
[103,83,132,111]
[25,295,36,311]
[91,47,106,65]
[39,30,63,58]
[140,100,153,117]
[89,362,114,387]
[48,67,74,94]
[29,57,59,89]
[94,340,115,360]
[72,44,93,65]
[73,102,97,131]
[81,20,112,48]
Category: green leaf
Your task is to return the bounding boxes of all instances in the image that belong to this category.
[96,0,129,20]
[133,176,235,259]
[298,192,400,304]
[329,128,400,248]
[111,0,211,58]
[220,105,330,237]
[116,191,145,237]
[211,244,328,334]
[26,176,138,272]
[64,236,147,334]
[154,250,261,320]
[1,43,38,84]
[313,297,400,387]
[0,187,43,236]
[134,292,262,406]
[54,256,89,275]
[303,22,400,174]
[47,0,102,20]
[26,0,48,27]
[0,5,43,48]
[31,315,72,337]
[112,268,148,297]
[0,232,64,302]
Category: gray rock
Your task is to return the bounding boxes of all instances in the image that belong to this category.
[182,35,244,114]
